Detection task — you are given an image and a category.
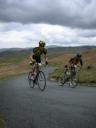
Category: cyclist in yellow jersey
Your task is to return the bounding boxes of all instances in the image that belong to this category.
[29,40,48,78]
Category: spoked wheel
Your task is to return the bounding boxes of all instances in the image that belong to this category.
[28,72,35,88]
[58,76,65,86]
[37,71,46,91]
[69,75,78,88]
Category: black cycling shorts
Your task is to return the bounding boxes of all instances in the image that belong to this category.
[33,55,41,63]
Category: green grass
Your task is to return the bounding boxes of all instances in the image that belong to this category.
[49,67,96,83]
[0,115,6,128]
[0,49,96,84]
[0,53,29,80]
[0,119,6,128]
[0,54,27,67]
[48,51,96,84]
[78,68,96,83]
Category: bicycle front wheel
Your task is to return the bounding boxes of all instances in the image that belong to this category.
[37,71,46,91]
[58,76,65,86]
[28,72,35,88]
[69,76,78,88]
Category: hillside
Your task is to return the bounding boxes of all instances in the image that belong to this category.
[0,46,95,66]
[0,46,96,83]
[0,45,96,57]
[48,46,96,55]
[49,48,96,83]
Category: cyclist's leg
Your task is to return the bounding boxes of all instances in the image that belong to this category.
[69,66,78,87]
[70,65,76,78]
[64,66,71,81]
[33,58,41,82]
[31,55,40,75]
[30,60,36,74]
[29,63,36,80]
[71,71,76,79]
[30,57,37,80]
[35,57,41,73]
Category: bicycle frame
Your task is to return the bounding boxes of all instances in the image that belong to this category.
[58,66,79,88]
[28,62,47,91]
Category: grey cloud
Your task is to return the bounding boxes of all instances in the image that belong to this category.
[0,22,23,31]
[78,29,96,37]
[0,0,96,29]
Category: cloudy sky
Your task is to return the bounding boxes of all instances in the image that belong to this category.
[0,0,96,48]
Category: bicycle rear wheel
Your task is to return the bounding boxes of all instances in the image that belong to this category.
[28,72,35,88]
[37,71,46,91]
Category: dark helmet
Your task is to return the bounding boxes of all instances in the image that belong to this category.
[76,53,82,58]
[39,40,45,47]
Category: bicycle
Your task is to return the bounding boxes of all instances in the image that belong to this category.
[58,65,80,88]
[28,62,46,91]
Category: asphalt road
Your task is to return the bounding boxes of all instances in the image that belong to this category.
[0,67,96,128]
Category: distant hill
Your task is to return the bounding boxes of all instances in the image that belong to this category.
[0,48,32,58]
[0,48,8,53]
[0,46,96,58]
[48,46,96,55]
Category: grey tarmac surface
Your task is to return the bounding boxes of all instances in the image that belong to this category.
[0,67,96,128]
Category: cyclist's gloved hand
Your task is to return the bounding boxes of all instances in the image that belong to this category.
[29,61,32,65]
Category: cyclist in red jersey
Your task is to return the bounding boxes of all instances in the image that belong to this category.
[69,53,83,68]
[66,53,83,77]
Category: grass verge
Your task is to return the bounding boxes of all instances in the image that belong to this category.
[0,119,6,128]
[48,50,96,84]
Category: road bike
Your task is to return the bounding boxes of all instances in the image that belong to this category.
[58,66,80,88]
[28,63,46,91]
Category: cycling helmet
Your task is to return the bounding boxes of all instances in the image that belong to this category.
[39,40,45,47]
[76,53,82,58]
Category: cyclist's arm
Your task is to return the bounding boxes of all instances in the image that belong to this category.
[43,49,48,65]
[44,54,48,65]
[80,58,83,67]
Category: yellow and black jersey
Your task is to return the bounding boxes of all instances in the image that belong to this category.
[32,47,47,61]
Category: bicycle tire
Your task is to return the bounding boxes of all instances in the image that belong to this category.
[58,76,65,86]
[69,75,78,88]
[28,72,35,88]
[37,71,46,91]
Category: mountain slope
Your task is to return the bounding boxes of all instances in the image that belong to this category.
[49,48,96,83]
[0,46,96,82]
